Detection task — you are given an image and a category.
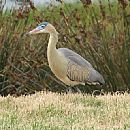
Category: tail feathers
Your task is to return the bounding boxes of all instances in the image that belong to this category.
[96,72,105,85]
[87,69,105,85]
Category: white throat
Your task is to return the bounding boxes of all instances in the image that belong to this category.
[47,30,60,69]
[47,32,58,58]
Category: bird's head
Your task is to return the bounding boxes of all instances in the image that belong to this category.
[27,22,56,35]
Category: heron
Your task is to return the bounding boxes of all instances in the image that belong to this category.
[27,22,105,86]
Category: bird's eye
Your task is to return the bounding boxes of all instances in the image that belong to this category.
[41,25,45,28]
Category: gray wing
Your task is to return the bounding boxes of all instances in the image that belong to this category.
[58,48,105,85]
[58,48,93,68]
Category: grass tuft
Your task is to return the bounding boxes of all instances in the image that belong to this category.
[0,92,130,129]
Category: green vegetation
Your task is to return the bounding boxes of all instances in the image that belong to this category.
[0,92,130,130]
[0,1,130,95]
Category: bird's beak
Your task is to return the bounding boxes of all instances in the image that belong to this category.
[26,28,40,35]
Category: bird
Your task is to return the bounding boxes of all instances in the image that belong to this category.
[27,22,105,86]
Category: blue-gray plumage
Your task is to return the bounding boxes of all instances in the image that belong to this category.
[27,22,105,86]
[58,48,105,85]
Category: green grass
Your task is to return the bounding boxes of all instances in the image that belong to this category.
[0,92,130,130]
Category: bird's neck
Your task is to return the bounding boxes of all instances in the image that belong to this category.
[47,31,58,59]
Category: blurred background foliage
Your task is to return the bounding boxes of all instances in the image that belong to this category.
[0,0,130,96]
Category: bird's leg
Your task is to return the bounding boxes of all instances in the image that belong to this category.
[65,85,82,93]
[75,86,82,93]
[65,86,73,93]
